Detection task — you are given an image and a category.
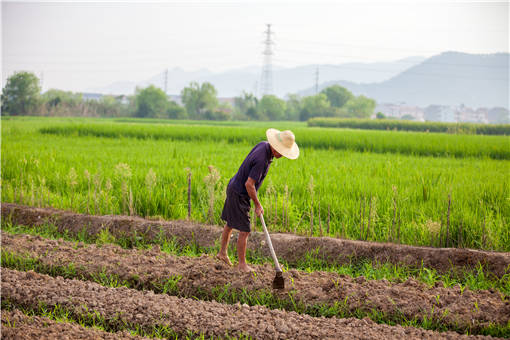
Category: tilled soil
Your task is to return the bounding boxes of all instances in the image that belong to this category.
[1,309,150,340]
[3,231,509,332]
[2,268,501,340]
[3,203,509,278]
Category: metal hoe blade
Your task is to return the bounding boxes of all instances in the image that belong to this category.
[272,271,285,289]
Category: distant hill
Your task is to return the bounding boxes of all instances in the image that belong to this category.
[88,57,425,97]
[301,52,509,109]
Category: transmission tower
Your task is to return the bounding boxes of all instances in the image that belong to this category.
[40,71,44,92]
[260,24,274,96]
[314,67,319,94]
[164,69,168,94]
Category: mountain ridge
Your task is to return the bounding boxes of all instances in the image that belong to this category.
[87,56,426,97]
[87,52,509,109]
[300,52,509,108]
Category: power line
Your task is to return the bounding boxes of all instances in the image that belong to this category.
[277,37,510,59]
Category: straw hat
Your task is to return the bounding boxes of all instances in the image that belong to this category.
[266,128,299,160]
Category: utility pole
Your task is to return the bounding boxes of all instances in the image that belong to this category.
[164,69,168,94]
[40,71,44,92]
[314,66,319,94]
[260,24,274,97]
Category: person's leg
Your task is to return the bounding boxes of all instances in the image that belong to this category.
[216,225,233,266]
[236,231,253,272]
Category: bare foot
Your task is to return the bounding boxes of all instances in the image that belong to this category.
[235,263,254,272]
[215,253,233,266]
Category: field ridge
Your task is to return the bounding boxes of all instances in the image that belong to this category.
[3,203,509,278]
[2,231,508,335]
[2,268,499,339]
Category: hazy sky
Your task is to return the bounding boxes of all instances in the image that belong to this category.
[2,0,509,92]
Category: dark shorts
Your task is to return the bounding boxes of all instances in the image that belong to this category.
[221,185,251,232]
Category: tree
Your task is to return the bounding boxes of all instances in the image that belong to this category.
[41,89,84,116]
[233,91,258,120]
[299,93,333,121]
[258,95,286,120]
[1,71,41,115]
[167,101,187,119]
[42,89,82,108]
[321,85,353,108]
[134,85,168,118]
[97,95,123,117]
[205,102,232,121]
[376,112,386,119]
[181,82,218,119]
[285,94,302,121]
[341,95,376,118]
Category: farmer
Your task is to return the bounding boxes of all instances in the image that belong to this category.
[216,128,299,272]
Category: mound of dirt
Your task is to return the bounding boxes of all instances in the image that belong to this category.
[1,310,150,340]
[2,268,498,340]
[3,232,508,332]
[2,203,509,278]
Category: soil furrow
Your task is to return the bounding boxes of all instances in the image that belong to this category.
[1,309,151,340]
[2,268,500,340]
[2,203,509,278]
[2,231,509,333]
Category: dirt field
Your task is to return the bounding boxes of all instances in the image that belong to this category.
[1,310,150,340]
[2,203,510,277]
[3,231,508,333]
[2,268,501,340]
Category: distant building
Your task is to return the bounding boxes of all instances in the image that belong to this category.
[375,103,424,121]
[377,102,504,123]
[487,107,510,124]
[424,105,455,122]
[453,105,488,123]
[472,108,488,123]
[398,105,424,121]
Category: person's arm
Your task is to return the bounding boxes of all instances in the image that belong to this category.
[245,177,263,216]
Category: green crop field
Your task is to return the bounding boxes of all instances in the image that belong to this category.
[2,116,509,251]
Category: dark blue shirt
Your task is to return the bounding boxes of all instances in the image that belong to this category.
[229,141,274,196]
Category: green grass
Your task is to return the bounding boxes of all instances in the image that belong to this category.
[2,117,509,251]
[38,120,510,159]
[308,117,510,135]
[3,222,508,296]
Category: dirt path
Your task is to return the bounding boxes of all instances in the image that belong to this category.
[3,231,508,333]
[2,203,509,277]
[1,310,150,340]
[2,268,500,340]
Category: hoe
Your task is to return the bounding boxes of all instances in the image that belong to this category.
[260,214,285,289]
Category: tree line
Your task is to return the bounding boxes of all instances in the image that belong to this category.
[1,71,376,120]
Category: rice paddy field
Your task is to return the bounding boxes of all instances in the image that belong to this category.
[2,116,510,251]
[2,116,510,339]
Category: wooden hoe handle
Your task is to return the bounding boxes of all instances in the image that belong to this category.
[259,214,283,273]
